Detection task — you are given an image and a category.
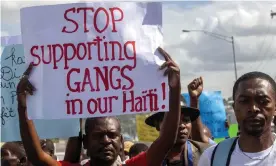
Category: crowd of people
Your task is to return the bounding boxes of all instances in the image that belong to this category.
[2,47,276,166]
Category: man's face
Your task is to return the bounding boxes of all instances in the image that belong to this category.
[84,118,122,164]
[159,113,192,144]
[233,78,276,137]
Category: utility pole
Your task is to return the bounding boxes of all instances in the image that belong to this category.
[231,36,238,81]
[182,29,238,81]
[272,10,276,19]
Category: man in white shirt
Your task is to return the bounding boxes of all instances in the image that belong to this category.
[198,71,276,166]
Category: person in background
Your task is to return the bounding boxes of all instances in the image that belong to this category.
[202,125,212,139]
[198,71,276,166]
[188,77,213,144]
[63,131,83,164]
[202,126,216,145]
[225,119,230,139]
[40,139,57,160]
[17,47,182,166]
[1,142,30,166]
[145,77,211,165]
[15,139,57,160]
[123,141,134,161]
[128,143,149,159]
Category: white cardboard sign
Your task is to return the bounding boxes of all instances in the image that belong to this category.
[20,2,168,119]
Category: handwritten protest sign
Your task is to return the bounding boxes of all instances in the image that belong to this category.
[20,2,167,120]
[1,43,79,142]
[183,91,229,138]
[136,114,159,142]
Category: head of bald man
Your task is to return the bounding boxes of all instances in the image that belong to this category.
[83,117,123,166]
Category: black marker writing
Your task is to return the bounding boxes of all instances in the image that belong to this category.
[1,96,5,105]
[1,66,21,81]
[1,107,16,125]
[5,47,25,66]
[10,91,17,105]
[1,46,24,126]
[1,81,16,89]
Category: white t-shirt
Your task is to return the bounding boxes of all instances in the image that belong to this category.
[198,134,276,166]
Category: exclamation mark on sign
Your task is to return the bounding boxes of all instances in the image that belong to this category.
[161,82,166,109]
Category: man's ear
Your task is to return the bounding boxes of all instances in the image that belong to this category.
[83,134,87,149]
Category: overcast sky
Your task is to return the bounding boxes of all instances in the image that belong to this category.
[1,0,276,98]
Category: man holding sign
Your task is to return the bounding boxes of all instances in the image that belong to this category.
[17,47,182,166]
[145,77,211,166]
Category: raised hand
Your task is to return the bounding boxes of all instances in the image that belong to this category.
[188,77,203,99]
[146,47,181,166]
[158,47,180,89]
[17,63,36,108]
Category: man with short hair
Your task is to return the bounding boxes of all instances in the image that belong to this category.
[40,139,57,160]
[123,141,134,160]
[198,71,276,166]
[17,47,182,166]
[129,143,149,159]
[1,142,30,166]
[202,126,216,145]
[145,77,211,166]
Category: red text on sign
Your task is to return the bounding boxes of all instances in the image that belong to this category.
[62,7,124,33]
[65,84,167,115]
[30,37,136,70]
[66,66,134,93]
[65,94,119,115]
